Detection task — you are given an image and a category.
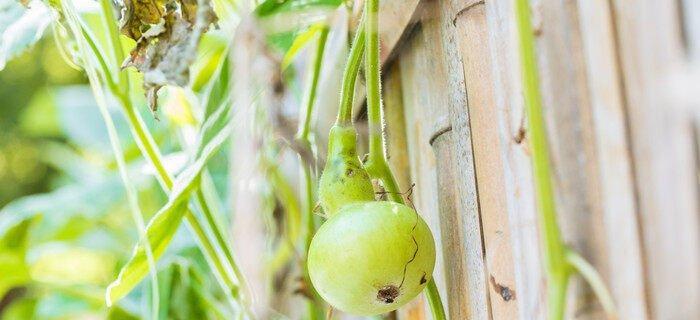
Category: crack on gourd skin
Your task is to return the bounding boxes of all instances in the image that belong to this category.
[398,208,421,289]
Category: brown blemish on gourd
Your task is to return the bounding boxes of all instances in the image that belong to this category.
[377,285,399,304]
[419,272,427,285]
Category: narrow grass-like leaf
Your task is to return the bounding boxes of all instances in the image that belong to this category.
[194,96,232,160]
[281,23,324,70]
[255,0,343,17]
[201,56,231,120]
[256,0,342,36]
[107,107,234,305]
[105,193,191,306]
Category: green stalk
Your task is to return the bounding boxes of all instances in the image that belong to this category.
[514,0,567,275]
[297,26,330,141]
[514,1,616,319]
[425,280,447,320]
[336,18,365,126]
[98,0,128,89]
[295,25,330,320]
[514,1,570,318]
[361,0,400,204]
[362,0,446,318]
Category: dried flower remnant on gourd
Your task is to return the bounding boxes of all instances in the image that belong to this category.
[118,0,217,114]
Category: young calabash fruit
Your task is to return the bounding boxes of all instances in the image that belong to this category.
[318,125,375,216]
[308,201,436,315]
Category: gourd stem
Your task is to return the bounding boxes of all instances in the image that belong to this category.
[336,16,366,126]
[364,0,383,165]
[362,0,447,318]
[425,279,447,320]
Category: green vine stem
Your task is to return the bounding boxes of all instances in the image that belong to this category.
[336,17,365,126]
[295,25,330,320]
[362,0,447,319]
[514,0,616,319]
[94,0,251,315]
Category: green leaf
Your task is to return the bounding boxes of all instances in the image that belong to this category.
[0,214,39,297]
[0,212,39,249]
[1,297,37,319]
[52,85,132,155]
[191,35,228,92]
[19,88,62,137]
[200,57,231,121]
[156,261,208,320]
[281,23,324,70]
[34,292,98,320]
[0,175,130,244]
[256,0,343,35]
[29,244,116,286]
[106,107,234,306]
[0,0,55,70]
[105,200,189,306]
[255,0,343,17]
[194,92,232,160]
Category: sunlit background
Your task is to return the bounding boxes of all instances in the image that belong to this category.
[0,1,238,318]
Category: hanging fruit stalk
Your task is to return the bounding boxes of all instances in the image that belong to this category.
[308,1,445,318]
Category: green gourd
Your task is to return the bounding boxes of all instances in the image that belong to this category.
[317,125,375,216]
[308,201,436,315]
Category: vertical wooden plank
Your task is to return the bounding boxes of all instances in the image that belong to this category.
[431,130,482,320]
[421,3,493,318]
[482,1,549,319]
[399,2,493,318]
[447,1,522,319]
[612,0,700,318]
[575,1,649,318]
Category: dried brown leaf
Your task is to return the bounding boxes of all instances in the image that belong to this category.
[119,0,217,114]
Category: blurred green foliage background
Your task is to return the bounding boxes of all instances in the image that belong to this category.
[0,0,348,318]
[0,10,233,319]
[0,37,84,206]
